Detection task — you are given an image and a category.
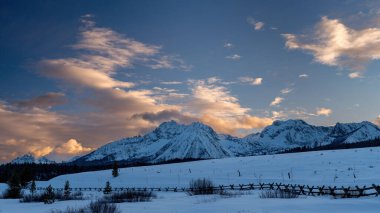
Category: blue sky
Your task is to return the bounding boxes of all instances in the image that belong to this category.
[1,0,380,161]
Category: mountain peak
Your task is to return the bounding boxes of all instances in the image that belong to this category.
[272,119,308,127]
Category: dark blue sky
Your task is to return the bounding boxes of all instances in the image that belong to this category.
[1,0,380,161]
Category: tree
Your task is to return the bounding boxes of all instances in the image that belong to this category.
[19,166,33,188]
[30,179,36,197]
[43,185,55,204]
[112,161,119,177]
[5,172,21,198]
[103,181,112,194]
[64,180,71,199]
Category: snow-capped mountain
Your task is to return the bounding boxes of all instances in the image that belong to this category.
[73,120,380,165]
[75,121,233,164]
[10,154,55,164]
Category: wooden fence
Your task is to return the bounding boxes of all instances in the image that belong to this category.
[36,182,380,198]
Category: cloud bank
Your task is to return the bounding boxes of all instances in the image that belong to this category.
[283,16,380,76]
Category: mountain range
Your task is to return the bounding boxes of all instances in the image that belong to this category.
[71,119,380,165]
[10,153,56,164]
[9,119,380,165]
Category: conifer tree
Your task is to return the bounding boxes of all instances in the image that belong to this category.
[30,179,36,197]
[112,161,119,177]
[103,181,112,194]
[43,185,55,204]
[64,180,71,199]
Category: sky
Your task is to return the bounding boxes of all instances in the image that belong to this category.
[1,0,380,162]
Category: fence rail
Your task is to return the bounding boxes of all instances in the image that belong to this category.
[36,182,380,198]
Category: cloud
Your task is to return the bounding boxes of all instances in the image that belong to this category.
[283,16,380,72]
[147,55,192,71]
[186,80,272,134]
[0,102,71,161]
[161,81,182,85]
[53,139,92,155]
[271,111,286,119]
[15,92,66,109]
[247,17,264,30]
[225,54,241,60]
[239,77,263,85]
[348,72,364,79]
[38,16,190,90]
[375,115,380,126]
[316,107,332,116]
[0,15,273,162]
[280,88,293,94]
[132,109,196,124]
[270,97,284,106]
[224,42,233,48]
[299,74,309,78]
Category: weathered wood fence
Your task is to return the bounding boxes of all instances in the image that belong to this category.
[36,182,380,198]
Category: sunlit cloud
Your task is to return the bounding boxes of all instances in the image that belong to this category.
[299,74,309,78]
[316,107,332,116]
[283,16,380,74]
[375,115,380,126]
[348,72,364,79]
[53,139,92,155]
[270,97,284,106]
[225,54,241,60]
[247,17,264,30]
[239,77,263,85]
[185,80,272,134]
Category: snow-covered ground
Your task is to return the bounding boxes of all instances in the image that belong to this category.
[0,191,380,213]
[2,147,380,212]
[39,147,380,188]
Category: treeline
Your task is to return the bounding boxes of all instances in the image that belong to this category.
[0,158,203,183]
[279,137,380,154]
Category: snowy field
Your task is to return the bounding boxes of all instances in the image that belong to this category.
[40,147,380,188]
[1,147,380,212]
[1,191,380,213]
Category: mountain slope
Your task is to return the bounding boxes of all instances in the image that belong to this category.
[75,121,234,164]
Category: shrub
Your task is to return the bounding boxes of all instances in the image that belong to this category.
[188,178,216,195]
[259,189,299,199]
[50,200,120,213]
[104,191,156,203]
[89,200,120,213]
[21,191,83,203]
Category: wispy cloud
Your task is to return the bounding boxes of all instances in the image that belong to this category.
[270,97,284,106]
[280,88,293,94]
[283,16,380,74]
[226,54,241,60]
[316,107,332,116]
[15,92,66,109]
[160,81,183,85]
[239,77,263,85]
[224,42,233,48]
[247,17,264,30]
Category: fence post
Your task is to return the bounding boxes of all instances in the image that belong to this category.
[372,184,380,196]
